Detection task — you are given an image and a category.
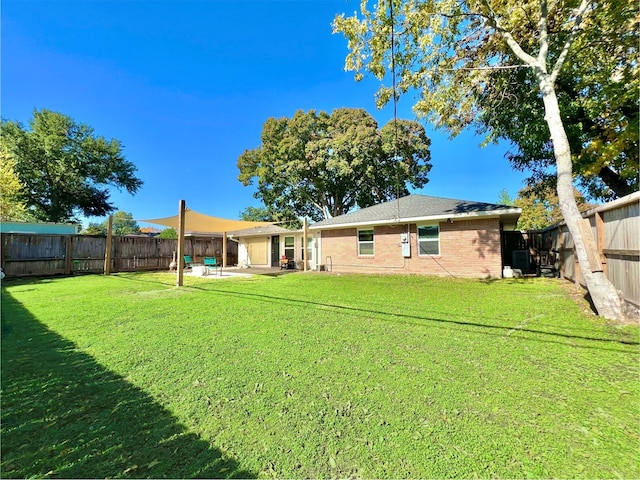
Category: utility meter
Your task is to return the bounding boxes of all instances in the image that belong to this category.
[401,233,410,257]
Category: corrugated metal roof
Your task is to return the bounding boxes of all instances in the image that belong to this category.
[309,194,521,229]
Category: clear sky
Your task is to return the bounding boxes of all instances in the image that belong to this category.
[2,0,527,227]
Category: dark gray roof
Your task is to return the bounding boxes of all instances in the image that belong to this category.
[310,194,520,229]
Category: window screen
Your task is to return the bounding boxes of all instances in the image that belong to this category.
[358,229,374,256]
[418,225,439,255]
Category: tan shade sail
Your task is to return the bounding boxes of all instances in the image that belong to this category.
[142,208,274,234]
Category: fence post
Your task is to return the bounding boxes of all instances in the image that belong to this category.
[577,217,603,273]
[222,232,227,268]
[558,227,565,279]
[574,250,581,290]
[65,235,72,274]
[303,217,308,272]
[595,211,607,275]
[176,199,186,287]
[104,215,113,275]
[0,234,5,273]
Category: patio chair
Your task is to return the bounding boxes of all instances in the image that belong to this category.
[280,255,291,270]
[203,257,221,276]
[183,255,196,269]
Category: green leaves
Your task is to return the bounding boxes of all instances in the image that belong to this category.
[333,0,638,200]
[1,109,143,222]
[237,108,432,220]
[0,143,30,221]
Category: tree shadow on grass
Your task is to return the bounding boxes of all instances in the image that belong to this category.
[0,291,255,479]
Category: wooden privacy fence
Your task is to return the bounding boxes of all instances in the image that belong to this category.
[1,234,238,277]
[540,192,639,307]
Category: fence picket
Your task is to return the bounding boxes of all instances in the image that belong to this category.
[1,234,237,277]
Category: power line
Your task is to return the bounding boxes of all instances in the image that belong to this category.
[389,0,401,221]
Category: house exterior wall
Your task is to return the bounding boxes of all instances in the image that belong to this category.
[237,233,315,269]
[238,236,271,267]
[317,218,503,278]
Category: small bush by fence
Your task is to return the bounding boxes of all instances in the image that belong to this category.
[1,234,238,277]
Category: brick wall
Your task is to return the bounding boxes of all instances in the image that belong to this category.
[319,218,503,278]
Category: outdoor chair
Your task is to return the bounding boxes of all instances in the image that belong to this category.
[203,257,221,276]
[183,255,197,269]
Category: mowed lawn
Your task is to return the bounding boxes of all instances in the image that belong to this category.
[1,272,639,479]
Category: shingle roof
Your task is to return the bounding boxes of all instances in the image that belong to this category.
[309,194,520,229]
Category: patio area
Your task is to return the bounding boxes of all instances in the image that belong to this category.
[183,266,300,279]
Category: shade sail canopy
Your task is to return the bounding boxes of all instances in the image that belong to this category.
[142,208,274,234]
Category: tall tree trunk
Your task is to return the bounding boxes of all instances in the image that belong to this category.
[539,77,623,320]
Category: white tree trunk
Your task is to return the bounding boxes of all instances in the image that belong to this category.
[539,77,623,320]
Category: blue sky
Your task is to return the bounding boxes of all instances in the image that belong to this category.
[2,0,527,227]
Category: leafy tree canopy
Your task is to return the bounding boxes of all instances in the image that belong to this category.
[334,0,638,201]
[333,0,629,319]
[82,223,108,235]
[497,189,515,206]
[0,144,31,221]
[239,205,301,229]
[82,211,140,236]
[237,108,431,221]
[501,187,596,230]
[1,109,143,223]
[477,1,638,200]
[157,227,178,239]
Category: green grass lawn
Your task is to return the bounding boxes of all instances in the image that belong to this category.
[2,272,639,478]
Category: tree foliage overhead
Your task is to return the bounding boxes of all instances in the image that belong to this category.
[1,109,143,223]
[237,108,431,221]
[333,1,630,319]
[334,0,638,201]
[477,1,638,200]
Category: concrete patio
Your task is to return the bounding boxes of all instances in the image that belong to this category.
[183,266,301,279]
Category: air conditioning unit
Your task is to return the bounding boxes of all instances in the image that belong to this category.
[512,250,530,270]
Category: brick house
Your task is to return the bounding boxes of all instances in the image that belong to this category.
[308,194,521,278]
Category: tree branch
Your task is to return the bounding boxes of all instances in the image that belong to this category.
[538,0,549,69]
[478,0,540,69]
[549,0,591,84]
[442,64,528,71]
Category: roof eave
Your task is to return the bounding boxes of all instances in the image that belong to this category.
[309,208,522,230]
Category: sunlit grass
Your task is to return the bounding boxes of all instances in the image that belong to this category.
[2,272,639,478]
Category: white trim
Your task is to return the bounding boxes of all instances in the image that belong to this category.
[308,208,522,231]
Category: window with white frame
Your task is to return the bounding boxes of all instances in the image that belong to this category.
[418,225,440,255]
[358,229,374,256]
[299,237,312,261]
[284,236,295,259]
[306,237,313,263]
